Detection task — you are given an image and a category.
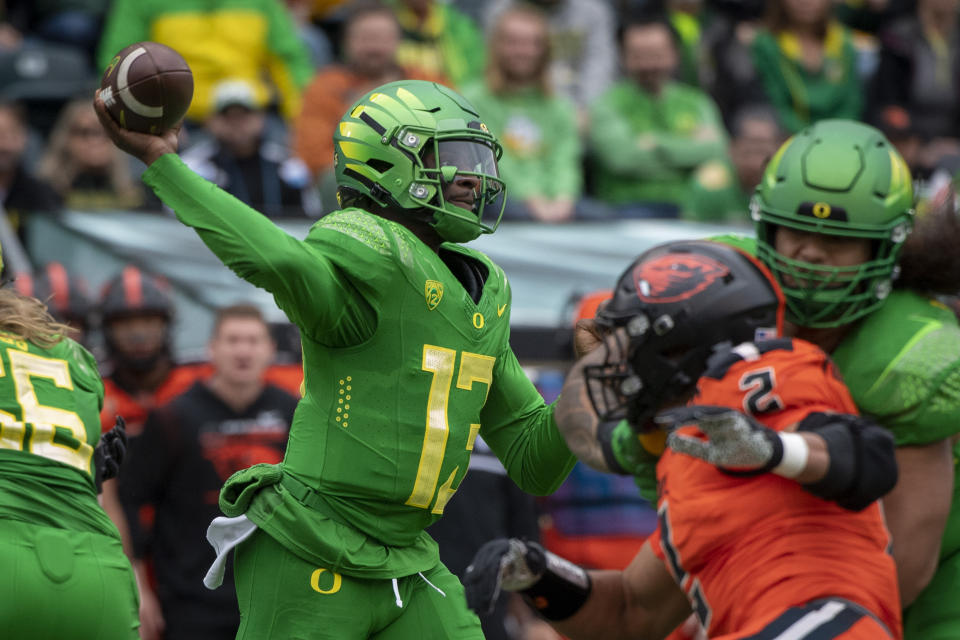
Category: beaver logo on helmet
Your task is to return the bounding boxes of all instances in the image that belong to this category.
[633,254,730,303]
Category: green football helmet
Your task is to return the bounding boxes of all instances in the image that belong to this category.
[752,119,915,328]
[333,80,506,243]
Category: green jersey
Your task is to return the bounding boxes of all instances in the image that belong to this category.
[832,290,960,561]
[0,332,117,538]
[143,155,576,577]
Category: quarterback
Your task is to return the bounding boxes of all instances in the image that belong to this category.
[95,80,575,639]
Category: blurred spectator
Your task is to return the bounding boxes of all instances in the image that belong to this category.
[751,0,863,133]
[668,0,707,87]
[588,12,727,216]
[698,5,767,128]
[487,0,617,110]
[97,0,314,123]
[0,101,61,242]
[285,0,334,69]
[391,0,485,87]
[295,1,442,182]
[13,261,93,344]
[685,104,784,222]
[1,0,108,59]
[98,265,204,640]
[427,436,547,640]
[37,98,151,210]
[120,304,297,640]
[871,0,960,177]
[463,5,584,223]
[183,79,320,218]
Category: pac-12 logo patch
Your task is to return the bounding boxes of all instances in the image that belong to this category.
[425,280,443,310]
[633,254,730,303]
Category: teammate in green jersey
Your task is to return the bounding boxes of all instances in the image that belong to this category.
[0,249,140,638]
[95,80,576,639]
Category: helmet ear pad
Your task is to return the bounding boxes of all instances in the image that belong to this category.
[585,240,783,429]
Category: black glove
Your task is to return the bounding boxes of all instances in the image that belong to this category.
[463,538,545,615]
[95,415,128,485]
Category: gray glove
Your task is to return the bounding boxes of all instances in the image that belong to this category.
[657,406,785,475]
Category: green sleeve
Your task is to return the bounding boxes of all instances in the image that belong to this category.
[97,0,150,70]
[480,348,576,495]
[610,420,659,503]
[653,95,728,169]
[265,0,314,89]
[142,154,375,343]
[545,99,582,199]
[442,6,486,87]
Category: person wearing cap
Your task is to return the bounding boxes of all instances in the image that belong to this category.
[97,265,201,640]
[14,262,93,346]
[182,78,320,219]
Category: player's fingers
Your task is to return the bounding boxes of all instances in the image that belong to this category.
[666,432,713,461]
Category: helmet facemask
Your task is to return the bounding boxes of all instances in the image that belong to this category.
[753,199,912,328]
[584,312,715,432]
[751,119,915,328]
[406,131,506,243]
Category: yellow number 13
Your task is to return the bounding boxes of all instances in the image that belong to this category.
[405,345,495,513]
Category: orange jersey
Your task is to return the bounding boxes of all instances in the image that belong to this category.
[649,338,901,639]
[101,363,304,435]
[100,366,205,436]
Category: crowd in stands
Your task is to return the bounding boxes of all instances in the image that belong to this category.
[2,0,958,237]
[2,2,959,639]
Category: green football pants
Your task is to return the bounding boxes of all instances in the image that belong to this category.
[233,528,484,640]
[0,519,140,639]
[904,550,960,640]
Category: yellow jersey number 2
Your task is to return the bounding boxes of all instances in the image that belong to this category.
[405,345,495,514]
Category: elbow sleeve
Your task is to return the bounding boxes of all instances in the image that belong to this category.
[797,412,898,511]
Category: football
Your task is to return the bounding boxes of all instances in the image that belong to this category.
[99,41,193,134]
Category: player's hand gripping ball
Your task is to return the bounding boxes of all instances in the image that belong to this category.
[99,41,193,134]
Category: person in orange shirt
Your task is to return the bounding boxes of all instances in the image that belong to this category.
[97,265,202,640]
[464,240,901,639]
[294,2,442,182]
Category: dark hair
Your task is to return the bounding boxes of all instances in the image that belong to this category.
[896,194,960,294]
[765,0,829,37]
[212,303,268,337]
[729,103,782,139]
[616,8,681,49]
[342,0,399,39]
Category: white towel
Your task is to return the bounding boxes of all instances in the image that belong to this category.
[203,514,258,589]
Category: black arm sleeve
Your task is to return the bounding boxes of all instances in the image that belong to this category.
[797,412,898,511]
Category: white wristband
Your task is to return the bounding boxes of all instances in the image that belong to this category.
[772,432,810,479]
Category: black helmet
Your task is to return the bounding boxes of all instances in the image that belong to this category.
[14,262,92,328]
[100,266,173,372]
[586,240,784,430]
[100,265,173,322]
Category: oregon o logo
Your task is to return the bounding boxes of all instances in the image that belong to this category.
[473,313,485,329]
[812,202,832,218]
[310,568,343,594]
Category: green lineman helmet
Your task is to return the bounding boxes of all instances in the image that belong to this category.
[752,119,915,328]
[334,80,506,243]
